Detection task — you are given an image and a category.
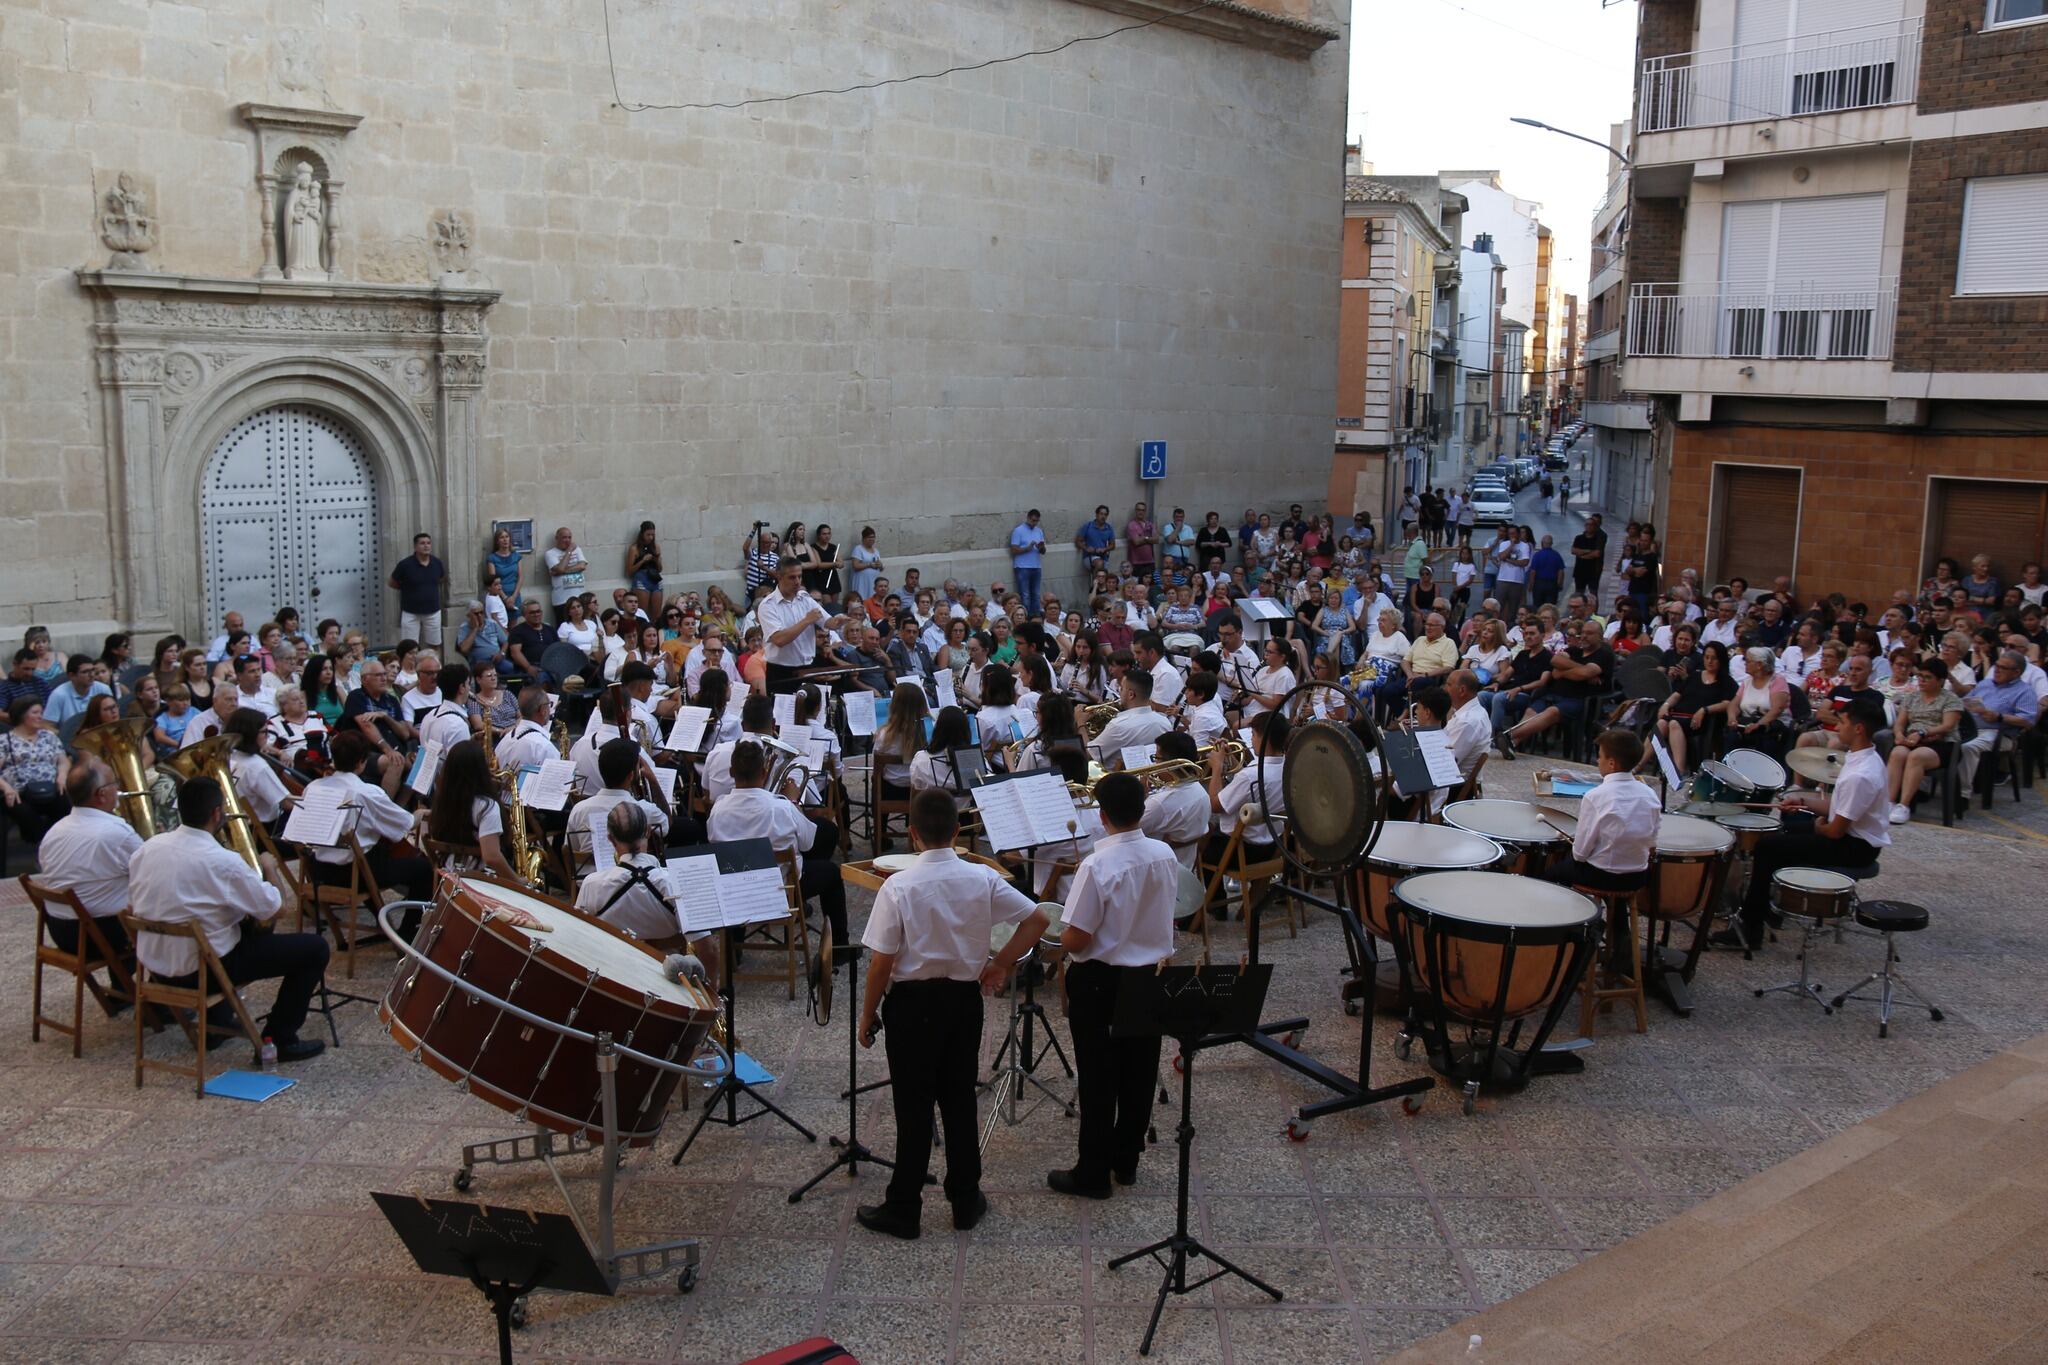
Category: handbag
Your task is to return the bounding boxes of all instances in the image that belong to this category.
[18,779,59,803]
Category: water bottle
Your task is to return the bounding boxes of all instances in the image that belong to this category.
[259,1036,278,1072]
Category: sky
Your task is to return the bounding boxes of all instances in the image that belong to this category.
[1348,0,1640,313]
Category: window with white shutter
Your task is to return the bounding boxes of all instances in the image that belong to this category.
[1957,175,2048,296]
[1719,194,1886,356]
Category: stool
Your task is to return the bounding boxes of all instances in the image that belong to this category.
[1828,901,1944,1038]
[1576,884,1648,1036]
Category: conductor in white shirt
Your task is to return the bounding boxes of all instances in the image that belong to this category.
[757,561,824,695]
[1048,772,1179,1199]
[1539,730,1660,893]
[127,775,330,1061]
[856,790,1050,1240]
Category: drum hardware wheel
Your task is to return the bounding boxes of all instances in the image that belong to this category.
[452,1167,474,1192]
[677,1267,697,1294]
[509,1297,527,1330]
[1283,1118,1312,1143]
[1282,1028,1305,1049]
[1396,1031,1415,1060]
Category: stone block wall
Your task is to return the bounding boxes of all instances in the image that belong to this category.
[0,0,1348,644]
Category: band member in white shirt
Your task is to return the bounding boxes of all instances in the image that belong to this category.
[757,561,824,693]
[495,687,558,772]
[36,760,144,975]
[1139,733,1213,870]
[301,730,434,935]
[576,800,720,997]
[1247,638,1297,716]
[1539,729,1660,893]
[1208,710,1289,851]
[1213,617,1261,712]
[856,790,1049,1239]
[1181,671,1227,748]
[699,694,776,805]
[222,708,293,828]
[708,738,847,951]
[1092,671,1172,759]
[1441,671,1493,787]
[417,661,475,762]
[1049,772,1178,1198]
[570,739,683,861]
[1133,632,1184,714]
[127,775,329,1060]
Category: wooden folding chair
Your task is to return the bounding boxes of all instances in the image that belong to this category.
[867,758,910,855]
[1196,815,1297,940]
[424,837,484,874]
[733,847,814,1001]
[22,878,139,1058]
[301,843,387,979]
[120,912,265,1098]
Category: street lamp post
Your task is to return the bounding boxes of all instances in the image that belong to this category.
[1509,117,1632,166]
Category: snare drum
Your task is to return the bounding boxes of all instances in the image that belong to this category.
[382,874,718,1146]
[1691,760,1758,807]
[1770,867,1857,922]
[1362,821,1504,940]
[1677,801,1744,820]
[1723,749,1787,803]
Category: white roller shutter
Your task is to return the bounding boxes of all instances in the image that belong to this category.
[1958,175,2048,297]
[1795,0,1897,42]
[1734,0,1790,48]
[1721,202,1775,290]
[1774,193,1885,289]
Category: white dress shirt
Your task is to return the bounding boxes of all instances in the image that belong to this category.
[420,700,472,759]
[300,771,414,863]
[1063,829,1178,966]
[570,787,668,857]
[570,722,622,796]
[708,785,819,870]
[862,847,1035,982]
[1139,782,1211,868]
[576,853,689,944]
[496,719,556,773]
[1093,707,1172,758]
[1185,698,1227,747]
[128,824,282,976]
[1149,656,1185,710]
[1217,644,1261,697]
[228,749,292,824]
[1249,665,1295,713]
[1217,756,1288,844]
[1443,698,1492,781]
[37,807,144,917]
[909,750,970,792]
[1828,745,1893,850]
[698,737,757,805]
[757,588,822,667]
[1572,771,1662,874]
[1700,618,1739,649]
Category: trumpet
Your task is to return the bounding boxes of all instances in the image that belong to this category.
[480,722,543,889]
[73,715,156,839]
[162,734,262,871]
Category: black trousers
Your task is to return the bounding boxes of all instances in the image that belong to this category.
[309,846,434,932]
[47,912,133,964]
[881,978,984,1214]
[764,662,805,695]
[1539,860,1648,893]
[1065,959,1163,1184]
[166,929,331,1043]
[1740,831,1878,940]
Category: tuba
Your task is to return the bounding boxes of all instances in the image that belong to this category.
[162,734,262,870]
[73,715,157,839]
[480,722,543,889]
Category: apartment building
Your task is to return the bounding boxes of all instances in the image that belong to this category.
[1624,0,2048,605]
[1583,118,1659,519]
[1334,159,1462,522]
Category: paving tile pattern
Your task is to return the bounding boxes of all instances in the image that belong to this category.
[3,766,2045,1362]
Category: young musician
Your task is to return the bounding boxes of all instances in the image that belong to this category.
[1539,729,1659,892]
[707,739,847,954]
[857,789,1049,1239]
[1716,696,1892,950]
[1048,772,1178,1199]
[1139,731,1212,870]
[576,800,720,997]
[425,739,517,881]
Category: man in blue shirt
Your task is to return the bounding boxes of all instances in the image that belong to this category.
[1075,506,1117,575]
[456,599,510,674]
[1008,509,1048,616]
[1528,534,1566,608]
[0,649,55,715]
[1960,651,2041,792]
[41,655,111,729]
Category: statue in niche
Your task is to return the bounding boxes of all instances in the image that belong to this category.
[283,162,327,281]
[99,173,157,267]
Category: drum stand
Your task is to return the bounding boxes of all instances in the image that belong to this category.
[978,940,1076,1151]
[787,943,897,1203]
[673,927,818,1164]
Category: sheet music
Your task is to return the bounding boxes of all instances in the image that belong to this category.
[1652,734,1682,790]
[844,693,877,736]
[520,759,577,812]
[282,787,349,848]
[772,692,797,732]
[589,831,617,873]
[647,764,678,805]
[1016,710,1039,740]
[1238,727,1257,752]
[933,670,957,709]
[665,706,711,753]
[970,782,1035,852]
[717,865,792,926]
[1240,597,1289,622]
[407,738,445,797]
[666,854,727,935]
[1072,804,1105,840]
[1120,744,1157,773]
[725,695,748,722]
[1415,729,1463,788]
[1013,771,1082,845]
[803,736,830,775]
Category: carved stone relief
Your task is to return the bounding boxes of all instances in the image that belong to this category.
[98,172,158,268]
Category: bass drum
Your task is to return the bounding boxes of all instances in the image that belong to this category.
[382,873,718,1145]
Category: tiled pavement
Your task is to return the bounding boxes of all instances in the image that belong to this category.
[4,758,2046,1362]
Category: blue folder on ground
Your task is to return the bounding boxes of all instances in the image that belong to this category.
[1549,777,1598,798]
[202,1070,298,1102]
[732,1052,775,1086]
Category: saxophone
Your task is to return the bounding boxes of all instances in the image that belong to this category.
[480,722,543,889]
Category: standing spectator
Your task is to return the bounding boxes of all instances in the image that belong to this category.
[1076,506,1118,576]
[1008,509,1048,616]
[1529,534,1565,608]
[1280,503,1309,543]
[805,523,843,598]
[1237,508,1261,565]
[1570,514,1607,602]
[390,532,448,646]
[1160,507,1196,579]
[487,525,526,609]
[1495,525,1532,619]
[625,520,664,618]
[1195,511,1231,572]
[1402,525,1429,605]
[543,526,589,623]
[1445,490,1466,544]
[1125,501,1156,585]
[1399,488,1420,540]
[1625,524,1661,615]
[739,526,780,604]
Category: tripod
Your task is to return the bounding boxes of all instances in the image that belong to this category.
[787,942,895,1202]
[672,926,816,1164]
[1110,993,1281,1357]
[978,937,1075,1151]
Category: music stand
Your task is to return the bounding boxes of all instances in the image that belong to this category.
[787,934,898,1203]
[290,802,380,1044]
[1107,964,1282,1356]
[372,1192,611,1365]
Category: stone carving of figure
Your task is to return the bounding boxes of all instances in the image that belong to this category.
[283,162,327,281]
[431,212,472,276]
[99,173,157,266]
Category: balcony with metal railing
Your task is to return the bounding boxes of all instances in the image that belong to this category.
[1638,19,1921,135]
[1623,279,1899,404]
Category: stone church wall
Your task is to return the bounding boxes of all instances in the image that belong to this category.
[1,0,1348,642]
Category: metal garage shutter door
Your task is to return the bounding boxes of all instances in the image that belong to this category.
[1715,465,1801,586]
[1928,480,2048,587]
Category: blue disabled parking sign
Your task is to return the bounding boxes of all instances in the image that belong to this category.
[1139,441,1167,480]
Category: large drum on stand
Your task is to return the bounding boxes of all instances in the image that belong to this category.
[1642,814,1736,1015]
[382,874,719,1145]
[1390,871,1599,1114]
[1442,799,1574,875]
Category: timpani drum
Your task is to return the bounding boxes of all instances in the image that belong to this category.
[1643,816,1737,1010]
[1441,799,1572,873]
[1770,867,1857,922]
[1717,811,1781,856]
[1677,801,1744,820]
[1390,871,1600,1112]
[1362,822,1505,940]
[382,874,719,1146]
[1723,748,1787,804]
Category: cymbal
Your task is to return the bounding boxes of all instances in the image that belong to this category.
[1784,747,1845,785]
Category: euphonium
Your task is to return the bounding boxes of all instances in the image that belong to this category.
[73,715,156,838]
[163,733,261,870]
[1079,702,1120,740]
[1194,736,1250,779]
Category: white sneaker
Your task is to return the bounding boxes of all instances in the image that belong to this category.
[1889,803,1910,825]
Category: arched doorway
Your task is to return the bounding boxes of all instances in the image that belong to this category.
[200,404,383,641]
